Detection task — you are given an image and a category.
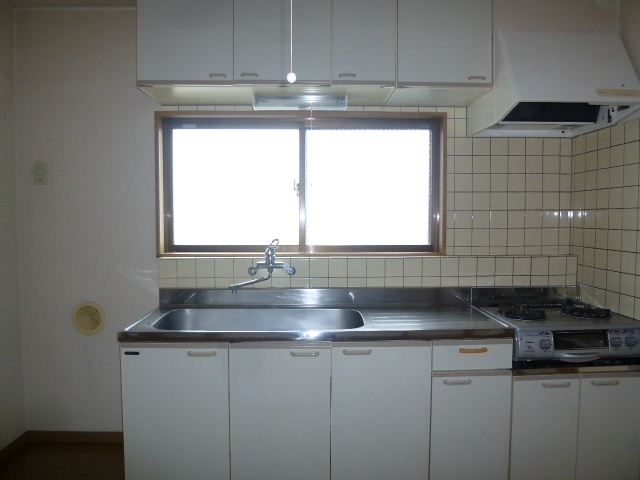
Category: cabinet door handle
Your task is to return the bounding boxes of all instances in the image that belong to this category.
[338,73,357,79]
[443,378,472,386]
[342,348,373,356]
[208,72,227,78]
[542,381,571,388]
[290,351,320,357]
[591,379,620,387]
[467,75,486,81]
[187,350,217,357]
[458,347,488,354]
[240,72,259,78]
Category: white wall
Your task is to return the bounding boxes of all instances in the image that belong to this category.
[0,0,25,449]
[620,0,640,77]
[15,8,158,431]
[495,0,618,33]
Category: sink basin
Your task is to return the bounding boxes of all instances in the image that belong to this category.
[152,308,364,332]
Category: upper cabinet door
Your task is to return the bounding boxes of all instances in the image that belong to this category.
[292,0,332,82]
[234,0,331,83]
[137,0,233,82]
[332,0,397,84]
[398,0,492,85]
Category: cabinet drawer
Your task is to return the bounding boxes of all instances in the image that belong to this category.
[432,339,512,371]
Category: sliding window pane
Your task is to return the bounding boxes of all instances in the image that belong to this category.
[172,129,300,246]
[305,129,431,246]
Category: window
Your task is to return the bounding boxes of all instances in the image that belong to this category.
[158,113,442,254]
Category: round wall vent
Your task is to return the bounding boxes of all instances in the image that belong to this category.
[72,301,105,335]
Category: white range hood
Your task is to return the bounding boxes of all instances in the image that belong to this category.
[468,32,640,137]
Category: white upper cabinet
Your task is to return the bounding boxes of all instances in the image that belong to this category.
[137,0,233,82]
[398,0,492,85]
[234,0,331,83]
[332,0,397,84]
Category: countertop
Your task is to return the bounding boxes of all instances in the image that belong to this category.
[118,288,513,343]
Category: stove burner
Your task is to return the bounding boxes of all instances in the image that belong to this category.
[497,305,546,320]
[561,304,611,319]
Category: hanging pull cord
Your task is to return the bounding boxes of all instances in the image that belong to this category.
[286,0,296,83]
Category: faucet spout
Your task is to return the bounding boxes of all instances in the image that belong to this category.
[229,269,273,293]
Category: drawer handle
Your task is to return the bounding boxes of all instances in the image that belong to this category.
[290,351,320,357]
[467,75,486,81]
[240,72,259,78]
[458,347,488,354]
[542,381,571,388]
[443,378,472,386]
[338,73,357,79]
[342,349,372,356]
[591,379,620,387]
[187,351,217,357]
[208,72,227,78]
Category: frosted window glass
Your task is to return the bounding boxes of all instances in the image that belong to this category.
[172,129,300,246]
[305,129,431,245]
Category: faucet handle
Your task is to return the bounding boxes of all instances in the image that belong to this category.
[267,239,280,252]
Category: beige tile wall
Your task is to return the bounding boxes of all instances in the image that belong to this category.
[445,110,573,256]
[159,255,577,289]
[158,105,578,288]
[571,117,640,318]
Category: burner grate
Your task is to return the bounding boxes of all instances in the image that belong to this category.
[560,304,611,319]
[497,305,546,320]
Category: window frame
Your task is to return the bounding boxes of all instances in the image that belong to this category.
[156,111,444,256]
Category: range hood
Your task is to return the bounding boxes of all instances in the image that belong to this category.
[468,32,640,137]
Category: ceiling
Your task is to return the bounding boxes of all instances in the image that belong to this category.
[8,0,135,7]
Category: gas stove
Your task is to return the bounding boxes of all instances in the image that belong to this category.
[473,287,640,366]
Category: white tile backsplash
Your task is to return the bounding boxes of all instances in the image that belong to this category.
[572,118,640,319]
[161,255,577,290]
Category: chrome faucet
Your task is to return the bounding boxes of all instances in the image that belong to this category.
[229,239,296,292]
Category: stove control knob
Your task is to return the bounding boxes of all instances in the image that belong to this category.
[625,336,638,348]
[539,339,552,350]
[610,337,623,348]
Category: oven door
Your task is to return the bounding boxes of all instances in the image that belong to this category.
[552,330,610,363]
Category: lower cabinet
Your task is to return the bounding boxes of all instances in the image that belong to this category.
[120,345,230,480]
[510,375,580,480]
[122,340,531,480]
[229,343,331,480]
[576,373,640,480]
[510,372,640,480]
[430,371,512,480]
[331,342,432,480]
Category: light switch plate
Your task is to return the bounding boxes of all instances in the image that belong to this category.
[33,161,48,185]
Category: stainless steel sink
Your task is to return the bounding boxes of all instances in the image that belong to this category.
[152,308,364,332]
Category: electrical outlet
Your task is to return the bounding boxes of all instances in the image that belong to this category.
[33,161,48,185]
